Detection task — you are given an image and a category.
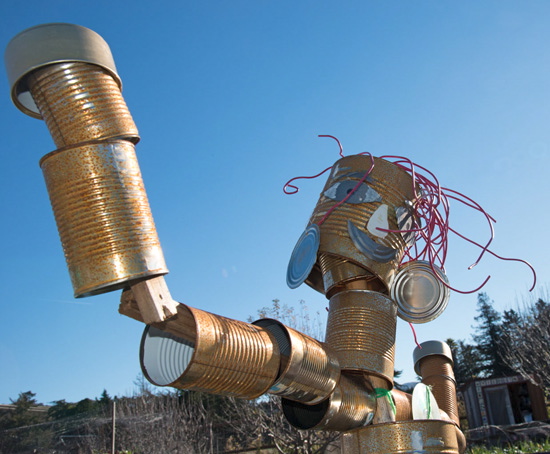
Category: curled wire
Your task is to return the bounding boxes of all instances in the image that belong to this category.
[283,135,345,194]
[378,155,536,293]
[283,137,536,294]
[283,165,333,195]
[318,134,344,157]
[409,322,422,349]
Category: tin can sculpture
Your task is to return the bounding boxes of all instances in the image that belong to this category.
[6,23,536,454]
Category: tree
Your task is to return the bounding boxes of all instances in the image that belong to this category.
[446,338,482,386]
[500,298,550,388]
[471,292,514,378]
[252,298,326,340]
[133,372,156,397]
[221,395,338,454]
[5,391,42,428]
[97,389,112,407]
[0,391,52,453]
[48,399,73,420]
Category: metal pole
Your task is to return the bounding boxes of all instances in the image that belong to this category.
[111,399,116,454]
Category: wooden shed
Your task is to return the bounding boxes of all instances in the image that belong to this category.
[460,375,547,429]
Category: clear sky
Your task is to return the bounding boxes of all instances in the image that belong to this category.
[0,1,548,405]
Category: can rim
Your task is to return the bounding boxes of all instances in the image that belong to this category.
[391,260,450,324]
[5,23,121,118]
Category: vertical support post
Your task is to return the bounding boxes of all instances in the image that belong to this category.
[111,399,116,454]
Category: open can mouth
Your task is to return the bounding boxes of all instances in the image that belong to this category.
[140,304,280,399]
[282,374,376,432]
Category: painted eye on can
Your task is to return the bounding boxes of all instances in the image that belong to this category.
[324,180,382,204]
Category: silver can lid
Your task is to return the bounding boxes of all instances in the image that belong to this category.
[5,23,121,118]
[413,340,453,375]
[391,261,450,324]
[287,224,320,289]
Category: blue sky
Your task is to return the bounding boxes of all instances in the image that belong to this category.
[1,1,548,405]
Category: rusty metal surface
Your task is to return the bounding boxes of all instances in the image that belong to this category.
[340,420,460,453]
[40,140,167,297]
[319,253,386,297]
[282,373,376,432]
[392,388,413,421]
[413,340,454,374]
[140,304,280,399]
[320,253,368,294]
[419,359,455,379]
[307,155,416,293]
[415,342,460,425]
[253,318,340,404]
[325,290,397,385]
[5,23,121,118]
[28,62,139,147]
[422,375,459,425]
[304,262,325,294]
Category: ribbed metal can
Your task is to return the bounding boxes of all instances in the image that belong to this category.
[419,359,455,379]
[319,253,386,297]
[307,155,416,293]
[253,318,340,404]
[414,341,459,425]
[5,23,121,118]
[340,420,460,453]
[40,140,167,297]
[282,373,376,432]
[391,388,413,421]
[325,290,397,386]
[140,304,280,399]
[422,375,459,425]
[28,62,139,147]
[413,340,454,375]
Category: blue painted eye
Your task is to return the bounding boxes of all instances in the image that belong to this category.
[324,180,382,204]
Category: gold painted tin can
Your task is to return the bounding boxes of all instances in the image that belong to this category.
[282,373,376,432]
[319,253,385,297]
[28,62,139,147]
[253,318,340,404]
[420,360,455,379]
[414,341,459,425]
[391,388,413,421]
[307,155,416,293]
[40,140,167,297]
[413,341,454,375]
[341,420,460,453]
[325,290,397,386]
[140,304,280,399]
[422,375,459,425]
[5,23,121,118]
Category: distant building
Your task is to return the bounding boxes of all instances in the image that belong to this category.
[460,375,547,428]
[0,403,49,413]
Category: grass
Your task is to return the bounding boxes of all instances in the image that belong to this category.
[467,440,550,453]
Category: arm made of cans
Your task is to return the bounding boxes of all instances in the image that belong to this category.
[5,23,467,454]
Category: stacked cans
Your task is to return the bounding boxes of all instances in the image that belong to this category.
[414,341,460,425]
[5,23,167,297]
[141,306,280,399]
[306,155,417,294]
